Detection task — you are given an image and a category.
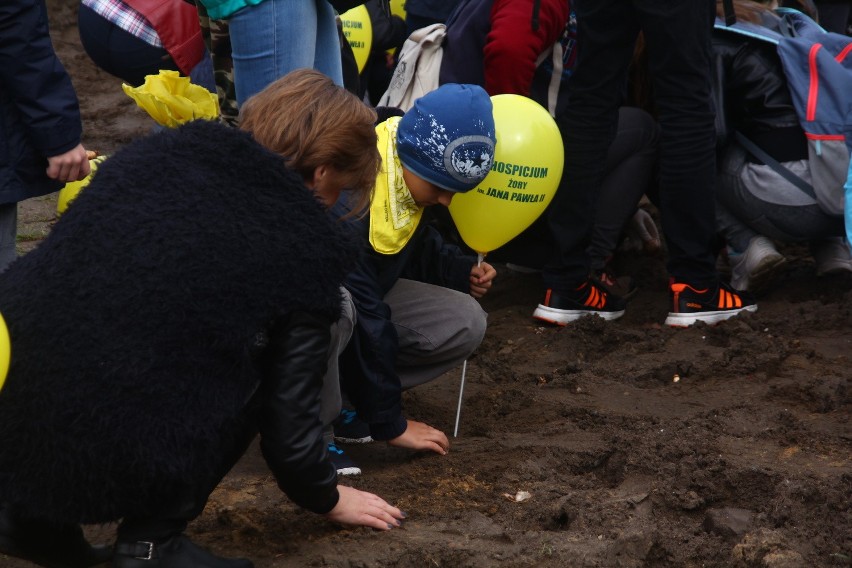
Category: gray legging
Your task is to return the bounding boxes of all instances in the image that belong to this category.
[489,106,660,270]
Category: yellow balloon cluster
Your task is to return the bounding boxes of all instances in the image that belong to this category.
[0,311,9,392]
[449,94,563,255]
[340,5,373,73]
[57,155,108,216]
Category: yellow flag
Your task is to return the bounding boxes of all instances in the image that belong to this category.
[122,70,218,128]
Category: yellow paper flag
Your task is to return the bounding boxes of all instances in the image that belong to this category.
[122,70,218,128]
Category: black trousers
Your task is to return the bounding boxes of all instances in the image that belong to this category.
[117,397,261,543]
[78,4,179,87]
[543,0,719,291]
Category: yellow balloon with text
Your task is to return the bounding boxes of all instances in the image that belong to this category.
[340,5,373,73]
[57,155,107,216]
[449,94,563,255]
[0,311,10,393]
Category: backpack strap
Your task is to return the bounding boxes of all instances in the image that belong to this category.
[735,131,817,199]
[531,0,541,31]
[722,0,736,26]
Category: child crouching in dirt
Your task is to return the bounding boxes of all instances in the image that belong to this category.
[330,83,498,470]
[0,73,402,568]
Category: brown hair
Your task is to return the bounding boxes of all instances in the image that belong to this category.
[715,0,775,24]
[239,68,380,214]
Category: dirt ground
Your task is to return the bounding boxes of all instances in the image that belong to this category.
[6,2,851,567]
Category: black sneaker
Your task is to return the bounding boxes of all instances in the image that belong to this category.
[532,279,626,325]
[327,443,361,477]
[664,280,757,327]
[333,409,373,444]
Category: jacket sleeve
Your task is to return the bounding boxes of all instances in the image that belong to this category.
[340,247,409,441]
[258,311,340,515]
[0,0,83,157]
[402,224,475,292]
[483,0,569,96]
[711,34,803,148]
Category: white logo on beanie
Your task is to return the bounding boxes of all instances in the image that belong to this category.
[444,135,494,184]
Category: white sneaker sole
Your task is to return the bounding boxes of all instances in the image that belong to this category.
[664,304,757,327]
[533,304,625,325]
[336,466,362,476]
[334,435,373,444]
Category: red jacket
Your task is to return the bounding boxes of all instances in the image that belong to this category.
[440,0,574,115]
[484,0,569,97]
[124,0,206,75]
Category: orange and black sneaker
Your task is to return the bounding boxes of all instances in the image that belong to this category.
[533,279,626,325]
[664,280,757,327]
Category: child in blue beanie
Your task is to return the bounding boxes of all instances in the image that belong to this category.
[329,83,498,463]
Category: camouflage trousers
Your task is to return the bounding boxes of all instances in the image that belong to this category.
[197,4,239,127]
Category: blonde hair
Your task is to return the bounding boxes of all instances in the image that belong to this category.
[239,68,380,214]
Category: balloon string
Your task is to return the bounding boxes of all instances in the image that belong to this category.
[456,252,484,437]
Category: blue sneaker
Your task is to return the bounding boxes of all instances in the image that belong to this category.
[327,443,361,476]
[333,409,373,444]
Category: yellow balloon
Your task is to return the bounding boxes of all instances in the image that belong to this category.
[0,311,9,393]
[340,5,373,73]
[449,94,563,255]
[389,0,406,20]
[57,155,107,216]
[386,0,406,56]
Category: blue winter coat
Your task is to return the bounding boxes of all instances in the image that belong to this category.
[0,0,83,205]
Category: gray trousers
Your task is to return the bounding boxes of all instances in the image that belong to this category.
[321,279,487,442]
[0,203,17,274]
[716,144,845,252]
[321,288,356,444]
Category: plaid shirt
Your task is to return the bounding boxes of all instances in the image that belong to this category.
[82,0,163,47]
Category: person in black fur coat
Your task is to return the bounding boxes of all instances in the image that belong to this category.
[0,79,402,567]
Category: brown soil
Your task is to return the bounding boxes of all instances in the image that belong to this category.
[6,2,851,567]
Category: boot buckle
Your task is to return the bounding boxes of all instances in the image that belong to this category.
[133,541,155,560]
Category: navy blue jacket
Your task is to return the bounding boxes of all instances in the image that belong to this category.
[331,197,474,441]
[0,0,84,205]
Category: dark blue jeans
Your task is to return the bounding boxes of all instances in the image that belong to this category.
[544,0,719,292]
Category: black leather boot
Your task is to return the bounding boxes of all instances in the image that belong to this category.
[113,535,254,568]
[0,506,111,568]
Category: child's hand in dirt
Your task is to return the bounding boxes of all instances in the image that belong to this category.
[388,419,449,455]
[470,261,496,298]
[325,485,406,530]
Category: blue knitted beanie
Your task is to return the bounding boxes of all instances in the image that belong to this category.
[396,84,496,193]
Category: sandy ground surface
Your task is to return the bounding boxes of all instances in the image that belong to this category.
[5,2,851,567]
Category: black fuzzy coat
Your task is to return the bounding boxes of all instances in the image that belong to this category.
[0,120,354,523]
